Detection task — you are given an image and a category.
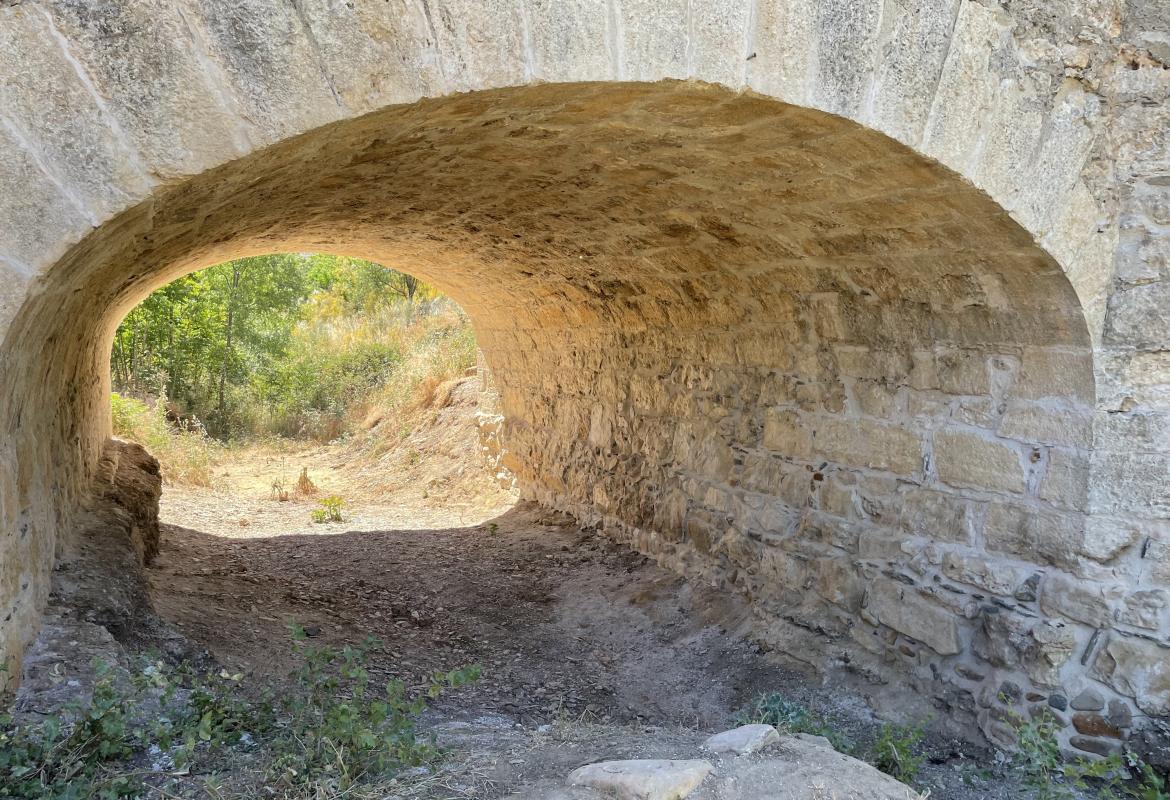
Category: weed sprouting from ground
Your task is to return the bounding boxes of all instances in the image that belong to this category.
[0,629,481,799]
[310,495,345,523]
[273,625,480,793]
[1007,713,1170,800]
[295,467,318,496]
[871,722,925,784]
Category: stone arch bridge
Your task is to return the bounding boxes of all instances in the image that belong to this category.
[0,0,1167,753]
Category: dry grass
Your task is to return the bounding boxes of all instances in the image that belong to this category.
[111,393,220,486]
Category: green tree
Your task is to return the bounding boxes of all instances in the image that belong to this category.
[110,253,446,439]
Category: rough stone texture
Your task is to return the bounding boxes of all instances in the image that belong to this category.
[702,724,780,756]
[519,733,915,799]
[0,0,1166,754]
[568,759,713,800]
[92,438,161,565]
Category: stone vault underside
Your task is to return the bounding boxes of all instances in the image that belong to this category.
[1,81,1166,752]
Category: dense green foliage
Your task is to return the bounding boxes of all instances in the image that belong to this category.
[111,254,453,439]
[0,630,480,799]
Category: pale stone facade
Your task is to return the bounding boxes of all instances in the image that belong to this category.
[0,0,1166,754]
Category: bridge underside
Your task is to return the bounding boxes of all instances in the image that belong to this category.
[1,81,1163,750]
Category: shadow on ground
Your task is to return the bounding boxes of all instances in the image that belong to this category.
[148,501,793,728]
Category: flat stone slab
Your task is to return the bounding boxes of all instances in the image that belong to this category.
[568,759,714,800]
[703,724,780,755]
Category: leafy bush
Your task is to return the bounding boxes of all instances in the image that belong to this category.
[0,661,153,798]
[1009,713,1168,799]
[272,626,481,792]
[111,253,473,443]
[870,722,925,784]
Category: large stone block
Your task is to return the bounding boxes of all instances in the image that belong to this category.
[0,7,152,220]
[998,404,1093,448]
[1039,448,1090,513]
[814,417,922,475]
[293,0,440,110]
[183,0,342,143]
[864,0,959,147]
[1105,281,1170,349]
[424,0,532,92]
[942,551,1028,596]
[983,504,1087,568]
[921,0,1008,171]
[1092,636,1170,716]
[748,0,818,105]
[688,0,751,88]
[935,349,991,396]
[1010,347,1095,405]
[1088,451,1170,518]
[809,0,883,118]
[1040,572,1121,627]
[933,429,1026,494]
[0,124,90,269]
[865,578,962,655]
[526,0,614,83]
[762,409,814,458]
[0,259,32,332]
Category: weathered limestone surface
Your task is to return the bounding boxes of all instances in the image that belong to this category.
[0,0,1167,757]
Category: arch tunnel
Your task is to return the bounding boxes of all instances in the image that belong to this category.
[0,0,1168,756]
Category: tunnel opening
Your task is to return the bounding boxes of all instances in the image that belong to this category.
[7,81,1156,792]
[107,250,514,522]
[109,246,518,566]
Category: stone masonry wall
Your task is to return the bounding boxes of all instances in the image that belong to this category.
[491,291,1165,754]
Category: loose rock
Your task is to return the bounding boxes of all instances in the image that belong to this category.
[703,724,780,756]
[568,759,713,800]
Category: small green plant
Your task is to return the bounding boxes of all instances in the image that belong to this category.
[311,495,344,523]
[1128,756,1170,800]
[870,722,925,784]
[739,692,855,754]
[1010,713,1135,799]
[274,624,481,791]
[488,522,499,535]
[1,631,481,799]
[0,660,146,798]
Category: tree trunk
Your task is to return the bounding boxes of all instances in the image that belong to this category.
[217,265,243,415]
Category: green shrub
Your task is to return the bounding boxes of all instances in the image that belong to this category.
[110,392,218,486]
[272,625,481,791]
[870,722,925,784]
[0,661,145,799]
[1010,713,1141,799]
